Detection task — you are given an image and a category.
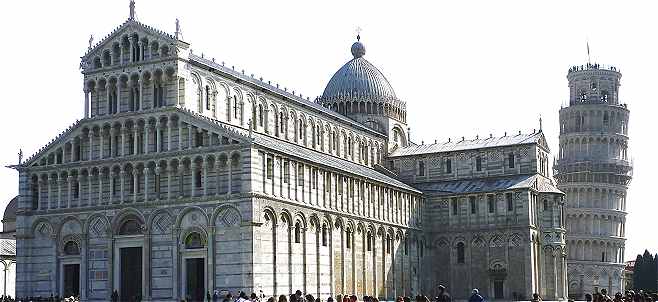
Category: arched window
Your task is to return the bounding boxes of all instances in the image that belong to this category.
[258,104,264,127]
[233,96,239,119]
[321,224,328,247]
[118,219,142,235]
[294,222,301,243]
[446,158,452,174]
[184,232,205,249]
[205,86,211,110]
[367,232,373,251]
[298,120,304,140]
[386,234,391,254]
[457,242,465,264]
[63,241,80,255]
[508,152,515,168]
[346,229,352,249]
[417,160,425,176]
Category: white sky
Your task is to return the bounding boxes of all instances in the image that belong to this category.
[0,0,655,261]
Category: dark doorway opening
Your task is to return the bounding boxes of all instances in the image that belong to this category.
[494,280,504,299]
[120,247,142,302]
[186,258,205,302]
[63,264,80,297]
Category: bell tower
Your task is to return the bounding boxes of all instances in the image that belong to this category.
[554,63,632,298]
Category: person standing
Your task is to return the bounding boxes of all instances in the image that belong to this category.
[468,289,484,302]
[436,285,451,302]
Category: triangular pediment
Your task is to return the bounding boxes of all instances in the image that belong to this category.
[81,19,186,68]
[537,132,550,152]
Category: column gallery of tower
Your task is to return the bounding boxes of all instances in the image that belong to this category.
[554,64,632,298]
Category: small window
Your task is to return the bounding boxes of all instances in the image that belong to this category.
[506,193,513,211]
[386,235,391,254]
[366,232,373,251]
[346,229,352,249]
[283,161,290,184]
[508,153,515,169]
[469,196,477,214]
[418,160,425,176]
[258,104,264,127]
[63,241,80,255]
[404,238,408,255]
[488,195,495,213]
[205,86,211,110]
[294,222,301,244]
[321,224,328,247]
[446,158,452,174]
[195,170,202,188]
[543,199,549,211]
[456,242,465,264]
[476,156,482,172]
[266,157,273,180]
[195,131,204,147]
[185,232,205,249]
[452,198,458,215]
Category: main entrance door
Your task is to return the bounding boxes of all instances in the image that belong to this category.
[186,258,205,302]
[63,264,80,297]
[120,247,143,302]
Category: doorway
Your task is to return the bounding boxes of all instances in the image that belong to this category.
[494,280,504,299]
[120,247,143,302]
[185,258,205,302]
[63,264,80,297]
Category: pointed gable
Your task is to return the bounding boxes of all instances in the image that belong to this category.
[81,19,187,71]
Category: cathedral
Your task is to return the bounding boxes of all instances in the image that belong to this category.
[11,3,578,301]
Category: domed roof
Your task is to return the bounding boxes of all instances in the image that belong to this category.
[2,196,16,223]
[321,36,398,101]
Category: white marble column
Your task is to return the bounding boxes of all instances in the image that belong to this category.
[203,160,208,197]
[144,167,150,202]
[57,174,62,208]
[84,88,90,118]
[156,122,162,153]
[87,174,93,207]
[67,175,72,208]
[138,79,143,111]
[133,170,139,203]
[178,122,184,151]
[87,131,93,161]
[98,171,104,205]
[144,124,150,154]
[167,120,173,151]
[167,168,172,201]
[120,127,126,157]
[120,169,126,203]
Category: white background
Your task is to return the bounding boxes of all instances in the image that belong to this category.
[0,0,655,261]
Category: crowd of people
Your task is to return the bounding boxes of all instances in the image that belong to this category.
[577,289,658,302]
[8,286,658,301]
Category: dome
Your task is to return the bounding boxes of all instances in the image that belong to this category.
[2,196,16,223]
[321,38,398,102]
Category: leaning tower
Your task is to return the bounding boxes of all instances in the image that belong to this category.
[554,63,632,298]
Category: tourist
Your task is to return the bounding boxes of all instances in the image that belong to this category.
[585,293,592,302]
[614,293,624,302]
[396,296,403,302]
[468,289,484,302]
[267,297,276,302]
[327,297,334,302]
[602,289,612,302]
[213,290,220,302]
[251,293,260,302]
[436,284,451,302]
[531,293,542,302]
[279,295,288,302]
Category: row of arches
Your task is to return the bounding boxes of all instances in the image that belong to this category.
[560,108,628,135]
[558,136,629,162]
[28,152,243,211]
[190,71,386,167]
[565,213,626,237]
[86,67,176,117]
[89,32,173,70]
[566,239,625,263]
[33,112,240,167]
[258,206,423,299]
[561,187,627,211]
[321,99,407,124]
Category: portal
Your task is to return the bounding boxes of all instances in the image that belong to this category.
[120,247,142,302]
[185,258,205,302]
[63,264,80,297]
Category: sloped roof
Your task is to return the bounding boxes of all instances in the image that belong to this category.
[390,132,544,157]
[2,196,16,222]
[178,109,420,193]
[189,55,385,138]
[82,18,181,60]
[413,174,562,196]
